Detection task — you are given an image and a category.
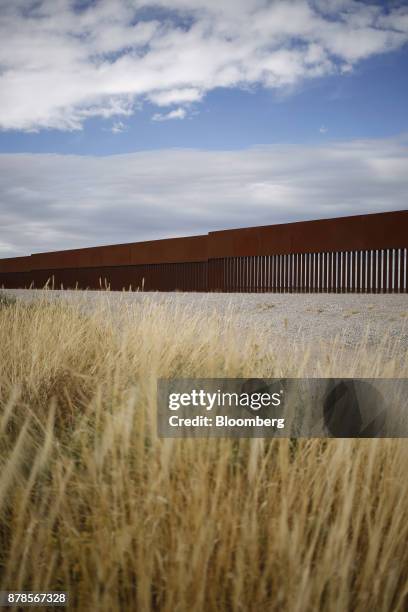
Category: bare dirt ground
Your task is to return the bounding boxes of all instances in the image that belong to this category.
[4,289,408,354]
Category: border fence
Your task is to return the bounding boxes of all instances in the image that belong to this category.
[1,210,407,293]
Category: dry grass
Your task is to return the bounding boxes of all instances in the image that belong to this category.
[0,292,407,611]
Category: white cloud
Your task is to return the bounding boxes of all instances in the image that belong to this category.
[0,0,407,131]
[319,125,328,133]
[0,135,407,256]
[111,120,127,133]
[148,88,203,106]
[152,107,187,121]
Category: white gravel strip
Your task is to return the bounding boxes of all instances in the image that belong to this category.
[3,289,408,354]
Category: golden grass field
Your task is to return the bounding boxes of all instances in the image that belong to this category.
[0,292,407,611]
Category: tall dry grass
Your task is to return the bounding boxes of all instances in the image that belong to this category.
[0,292,407,611]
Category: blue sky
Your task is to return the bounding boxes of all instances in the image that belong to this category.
[0,0,407,255]
[1,43,407,156]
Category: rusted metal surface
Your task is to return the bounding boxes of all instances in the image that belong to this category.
[0,256,31,273]
[193,247,406,293]
[0,211,407,293]
[207,210,408,259]
[0,262,209,293]
[130,235,208,266]
[30,234,208,271]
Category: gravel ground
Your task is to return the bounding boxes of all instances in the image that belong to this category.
[3,289,408,354]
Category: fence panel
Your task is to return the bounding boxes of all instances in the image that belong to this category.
[1,211,407,293]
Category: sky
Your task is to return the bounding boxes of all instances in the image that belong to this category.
[0,0,407,256]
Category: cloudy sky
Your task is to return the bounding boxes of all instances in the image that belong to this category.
[0,0,407,256]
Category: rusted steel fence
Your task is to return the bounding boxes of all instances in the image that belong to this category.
[209,250,408,292]
[1,210,407,293]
